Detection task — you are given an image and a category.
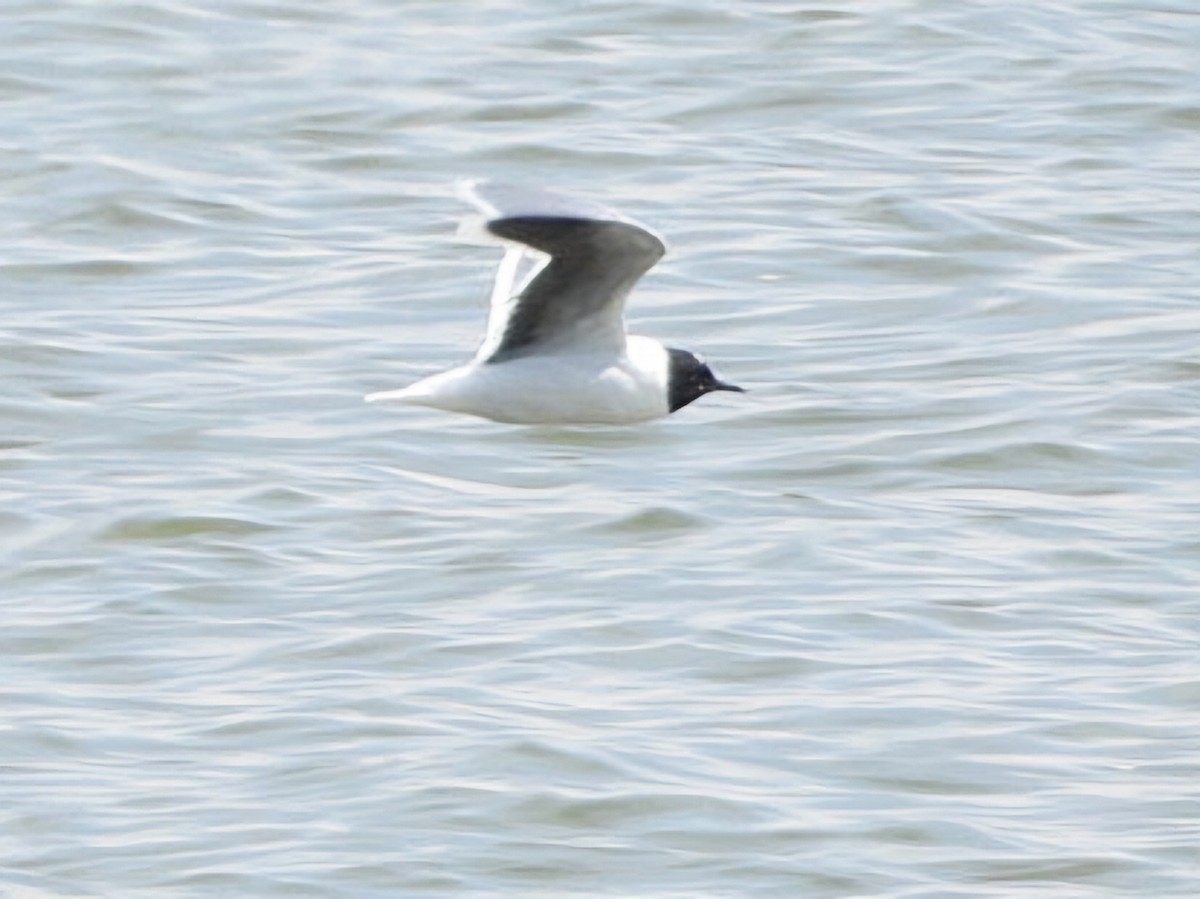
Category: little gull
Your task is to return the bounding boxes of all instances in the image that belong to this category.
[365,180,743,424]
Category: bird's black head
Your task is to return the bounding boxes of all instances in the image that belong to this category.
[666,347,745,414]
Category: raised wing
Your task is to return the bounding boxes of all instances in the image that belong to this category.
[459,180,666,363]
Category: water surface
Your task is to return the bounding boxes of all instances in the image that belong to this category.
[2,1,1198,895]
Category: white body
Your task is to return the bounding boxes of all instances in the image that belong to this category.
[366,335,670,424]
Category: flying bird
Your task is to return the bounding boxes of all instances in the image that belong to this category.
[365,180,743,424]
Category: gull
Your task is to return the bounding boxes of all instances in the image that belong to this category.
[365,180,743,424]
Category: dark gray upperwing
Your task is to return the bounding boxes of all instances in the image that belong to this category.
[482,215,666,364]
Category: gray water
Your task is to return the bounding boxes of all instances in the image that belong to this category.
[3,1,1198,896]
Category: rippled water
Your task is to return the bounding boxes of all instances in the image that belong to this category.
[3,1,1199,896]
